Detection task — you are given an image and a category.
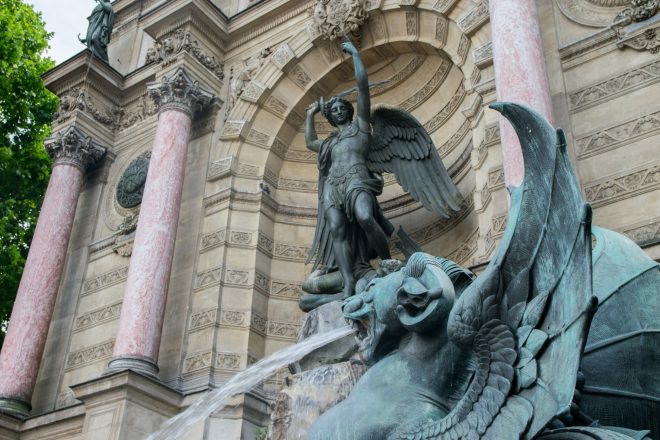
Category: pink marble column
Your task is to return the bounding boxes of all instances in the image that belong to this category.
[490,0,555,188]
[107,68,212,377]
[0,127,105,417]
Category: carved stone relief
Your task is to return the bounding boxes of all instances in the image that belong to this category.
[145,28,224,80]
[446,228,479,265]
[584,162,660,207]
[65,340,114,370]
[576,109,660,158]
[53,87,117,129]
[423,83,466,134]
[82,266,129,295]
[615,0,658,22]
[400,59,452,112]
[623,217,660,245]
[227,47,272,118]
[73,302,122,332]
[458,1,489,35]
[568,60,660,111]
[309,0,368,40]
[616,24,660,53]
[45,125,107,171]
[556,0,628,27]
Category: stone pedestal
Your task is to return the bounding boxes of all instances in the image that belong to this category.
[71,371,180,440]
[490,0,554,188]
[107,68,213,377]
[0,127,105,418]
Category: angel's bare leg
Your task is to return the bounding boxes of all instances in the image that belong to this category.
[354,192,391,260]
[325,207,355,298]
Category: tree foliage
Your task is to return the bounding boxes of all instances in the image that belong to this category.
[0,0,58,346]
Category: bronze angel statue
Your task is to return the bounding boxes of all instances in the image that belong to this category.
[303,38,461,304]
[306,103,655,439]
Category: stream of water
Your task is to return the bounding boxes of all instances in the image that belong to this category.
[144,325,355,439]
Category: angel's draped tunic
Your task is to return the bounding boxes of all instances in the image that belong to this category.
[307,120,394,277]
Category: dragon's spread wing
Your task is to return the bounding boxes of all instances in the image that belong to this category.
[398,103,597,439]
[369,105,462,218]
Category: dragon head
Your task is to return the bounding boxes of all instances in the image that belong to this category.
[343,253,473,365]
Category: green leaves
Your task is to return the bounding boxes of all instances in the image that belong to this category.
[0,0,58,347]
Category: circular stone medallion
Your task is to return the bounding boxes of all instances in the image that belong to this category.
[116,151,151,209]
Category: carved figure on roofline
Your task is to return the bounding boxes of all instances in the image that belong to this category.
[302,37,461,309]
[306,103,658,440]
[79,0,114,63]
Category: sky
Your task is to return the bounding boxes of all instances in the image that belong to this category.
[28,0,91,64]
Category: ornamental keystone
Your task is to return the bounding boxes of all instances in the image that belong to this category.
[44,125,107,171]
[148,67,214,116]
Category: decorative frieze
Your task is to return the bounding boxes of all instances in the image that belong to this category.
[251,312,268,334]
[268,320,302,341]
[200,229,226,253]
[273,243,311,261]
[148,68,213,116]
[456,34,471,66]
[221,309,249,327]
[479,167,505,212]
[270,281,304,300]
[189,308,218,331]
[278,178,318,192]
[616,24,660,53]
[272,138,289,159]
[369,12,388,41]
[225,269,251,286]
[258,232,275,254]
[45,126,107,172]
[254,271,270,294]
[435,16,449,45]
[401,59,452,112]
[433,0,459,13]
[568,60,660,111]
[483,214,507,257]
[286,149,318,163]
[83,266,129,295]
[65,340,114,370]
[271,43,296,70]
[484,123,501,147]
[473,42,493,68]
[438,119,471,157]
[194,266,224,290]
[53,87,117,129]
[458,1,489,35]
[264,95,289,117]
[183,351,212,373]
[577,109,660,158]
[406,11,418,36]
[342,56,426,102]
[402,192,474,246]
[584,162,660,207]
[73,302,122,332]
[623,217,660,246]
[446,229,479,265]
[216,353,242,371]
[145,28,224,80]
[246,128,270,147]
[289,65,313,89]
[423,84,466,134]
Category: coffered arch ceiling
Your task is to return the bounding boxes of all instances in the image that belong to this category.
[222,5,489,257]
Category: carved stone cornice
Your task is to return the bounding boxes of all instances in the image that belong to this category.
[616,21,660,53]
[147,68,214,117]
[44,126,107,172]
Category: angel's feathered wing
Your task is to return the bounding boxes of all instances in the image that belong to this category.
[369,105,462,218]
[397,103,597,439]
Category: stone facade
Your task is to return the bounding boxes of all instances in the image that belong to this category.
[0,0,658,438]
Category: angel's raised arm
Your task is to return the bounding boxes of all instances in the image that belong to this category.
[305,101,322,153]
[341,39,370,131]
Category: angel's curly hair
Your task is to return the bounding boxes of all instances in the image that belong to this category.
[322,97,354,127]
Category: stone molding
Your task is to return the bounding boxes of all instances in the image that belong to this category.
[73,301,122,332]
[479,167,505,213]
[401,58,452,112]
[53,87,117,129]
[616,21,660,53]
[556,0,627,27]
[432,0,460,14]
[457,1,489,35]
[199,228,256,253]
[446,228,479,265]
[82,266,129,295]
[145,28,225,80]
[423,83,467,135]
[439,119,471,158]
[623,217,660,246]
[576,108,660,158]
[45,126,107,172]
[483,214,507,257]
[148,68,214,117]
[473,42,493,68]
[193,266,254,290]
[584,161,660,207]
[65,340,115,371]
[569,60,660,111]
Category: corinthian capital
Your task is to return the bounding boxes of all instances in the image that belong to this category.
[147,67,214,117]
[45,126,107,172]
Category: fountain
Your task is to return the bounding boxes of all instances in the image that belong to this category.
[144,326,355,439]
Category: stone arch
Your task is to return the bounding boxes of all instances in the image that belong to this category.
[218,2,495,359]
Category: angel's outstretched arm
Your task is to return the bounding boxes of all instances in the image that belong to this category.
[305,101,322,153]
[341,38,370,131]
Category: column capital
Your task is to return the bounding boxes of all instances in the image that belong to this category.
[45,126,107,172]
[148,67,214,117]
